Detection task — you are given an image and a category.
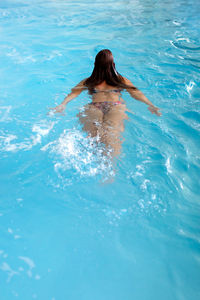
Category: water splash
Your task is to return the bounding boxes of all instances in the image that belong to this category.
[42,128,114,182]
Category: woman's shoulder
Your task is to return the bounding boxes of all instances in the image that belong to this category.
[75,78,88,88]
[121,76,132,85]
[121,76,137,89]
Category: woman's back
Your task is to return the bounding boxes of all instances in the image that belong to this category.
[92,81,122,103]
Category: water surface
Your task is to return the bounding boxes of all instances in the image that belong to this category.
[0,0,200,299]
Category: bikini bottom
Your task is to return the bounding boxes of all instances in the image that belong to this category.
[90,101,122,114]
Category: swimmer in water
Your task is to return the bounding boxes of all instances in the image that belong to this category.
[50,49,161,156]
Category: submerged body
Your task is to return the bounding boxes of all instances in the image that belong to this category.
[78,81,128,156]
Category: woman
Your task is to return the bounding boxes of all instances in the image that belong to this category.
[51,49,161,156]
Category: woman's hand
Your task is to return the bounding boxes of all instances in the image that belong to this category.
[148,105,162,116]
[49,104,66,114]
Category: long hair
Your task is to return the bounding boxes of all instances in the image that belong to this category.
[84,49,137,92]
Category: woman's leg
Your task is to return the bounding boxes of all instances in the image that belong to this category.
[101,104,128,157]
[77,104,104,138]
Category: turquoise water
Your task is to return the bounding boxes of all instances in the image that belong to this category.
[0,0,200,299]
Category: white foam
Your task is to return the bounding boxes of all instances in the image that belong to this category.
[8,228,13,234]
[172,20,181,26]
[0,134,18,151]
[44,50,63,61]
[18,256,35,269]
[42,128,113,180]
[32,121,54,136]
[0,120,55,152]
[0,106,12,122]
[0,262,18,282]
[166,157,172,173]
[176,37,190,42]
[6,48,36,64]
[186,80,195,95]
[140,179,150,190]
[18,256,35,278]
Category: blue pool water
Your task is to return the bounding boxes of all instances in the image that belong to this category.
[0,0,200,299]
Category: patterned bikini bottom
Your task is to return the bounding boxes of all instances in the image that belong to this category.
[90,101,122,114]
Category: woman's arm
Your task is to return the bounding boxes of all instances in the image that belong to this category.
[123,77,161,116]
[50,79,86,113]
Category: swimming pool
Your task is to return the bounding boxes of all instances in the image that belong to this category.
[0,0,200,299]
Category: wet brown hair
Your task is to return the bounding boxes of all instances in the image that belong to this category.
[84,49,137,93]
